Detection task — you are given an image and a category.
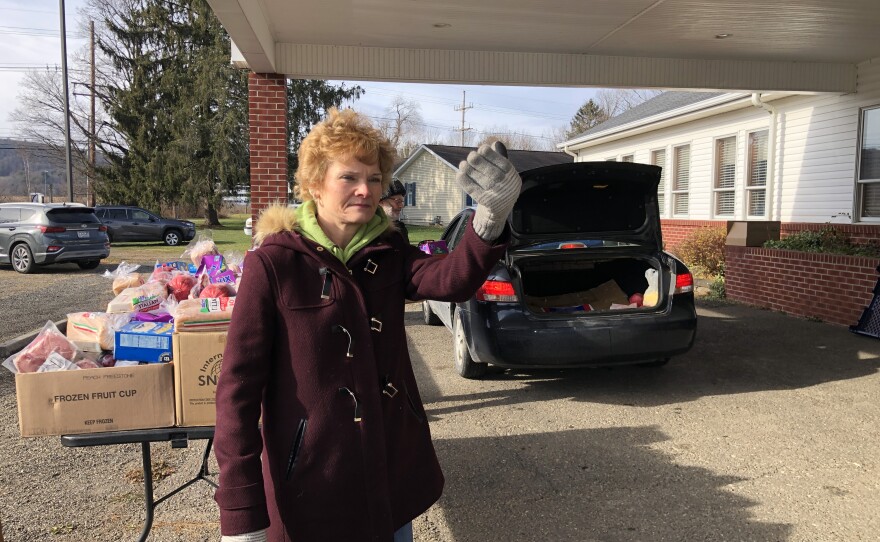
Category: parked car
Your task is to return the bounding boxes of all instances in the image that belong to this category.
[0,202,110,274]
[94,205,196,246]
[422,161,697,378]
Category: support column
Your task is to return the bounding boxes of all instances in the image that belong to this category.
[248,72,288,227]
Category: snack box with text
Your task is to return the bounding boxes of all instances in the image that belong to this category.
[114,322,174,363]
[15,362,174,437]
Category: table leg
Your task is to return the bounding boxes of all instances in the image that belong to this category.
[139,442,155,542]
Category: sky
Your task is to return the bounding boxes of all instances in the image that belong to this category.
[0,0,598,150]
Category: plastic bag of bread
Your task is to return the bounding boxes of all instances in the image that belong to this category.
[106,281,169,313]
[66,312,132,351]
[102,261,144,295]
[3,321,80,374]
[173,297,236,332]
[182,233,218,266]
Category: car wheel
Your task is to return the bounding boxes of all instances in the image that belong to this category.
[638,358,670,368]
[77,260,101,270]
[423,301,442,326]
[11,243,35,274]
[164,229,182,246]
[453,307,488,379]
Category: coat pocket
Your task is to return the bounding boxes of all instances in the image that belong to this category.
[285,418,308,481]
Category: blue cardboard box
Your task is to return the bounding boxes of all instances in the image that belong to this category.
[114,322,174,363]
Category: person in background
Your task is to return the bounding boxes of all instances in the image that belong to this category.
[213,108,521,542]
[379,179,409,243]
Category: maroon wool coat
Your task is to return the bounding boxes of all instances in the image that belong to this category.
[214,217,508,541]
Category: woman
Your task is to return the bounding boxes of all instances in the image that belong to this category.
[214,108,521,542]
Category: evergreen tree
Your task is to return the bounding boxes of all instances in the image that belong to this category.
[566,99,609,139]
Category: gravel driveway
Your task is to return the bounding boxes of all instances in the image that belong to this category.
[3,267,880,541]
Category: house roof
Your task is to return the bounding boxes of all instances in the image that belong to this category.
[573,91,727,140]
[418,145,572,173]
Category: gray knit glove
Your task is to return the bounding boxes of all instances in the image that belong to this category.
[221,530,267,542]
[456,141,522,241]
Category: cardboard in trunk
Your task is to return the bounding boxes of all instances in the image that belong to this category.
[15,362,174,437]
[526,279,630,312]
[172,331,225,427]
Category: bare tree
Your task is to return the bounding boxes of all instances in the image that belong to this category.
[594,88,662,118]
[378,96,424,158]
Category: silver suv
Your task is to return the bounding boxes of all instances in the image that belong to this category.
[94,205,196,246]
[0,203,110,274]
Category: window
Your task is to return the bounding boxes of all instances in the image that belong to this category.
[859,106,880,219]
[131,209,152,221]
[404,182,417,207]
[621,154,634,163]
[605,157,617,162]
[108,208,128,220]
[651,149,667,216]
[672,145,690,215]
[747,130,769,217]
[0,207,20,224]
[714,136,736,216]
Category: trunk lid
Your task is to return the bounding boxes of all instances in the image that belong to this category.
[508,162,663,251]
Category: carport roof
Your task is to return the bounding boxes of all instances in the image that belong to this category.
[205,0,879,93]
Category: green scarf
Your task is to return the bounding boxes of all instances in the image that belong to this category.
[295,200,389,264]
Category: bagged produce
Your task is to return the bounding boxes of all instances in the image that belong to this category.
[66,312,132,351]
[3,321,80,374]
[199,283,235,299]
[167,273,197,301]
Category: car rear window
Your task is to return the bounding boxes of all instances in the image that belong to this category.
[47,208,101,224]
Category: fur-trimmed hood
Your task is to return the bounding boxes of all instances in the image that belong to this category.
[253,203,397,248]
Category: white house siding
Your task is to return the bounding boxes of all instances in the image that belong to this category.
[395,151,464,226]
[574,57,880,225]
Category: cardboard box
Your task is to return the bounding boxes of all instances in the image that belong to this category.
[115,322,174,363]
[726,221,781,247]
[172,331,226,427]
[15,362,174,437]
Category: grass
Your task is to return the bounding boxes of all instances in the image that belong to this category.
[105,215,448,265]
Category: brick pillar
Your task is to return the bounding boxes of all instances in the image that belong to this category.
[248,72,288,226]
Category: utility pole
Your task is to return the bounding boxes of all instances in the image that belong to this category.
[89,20,96,206]
[453,91,473,146]
[59,0,75,202]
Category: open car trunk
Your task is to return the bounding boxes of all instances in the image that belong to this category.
[514,252,668,315]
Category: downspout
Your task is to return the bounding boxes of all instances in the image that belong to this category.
[751,93,777,220]
[562,145,577,159]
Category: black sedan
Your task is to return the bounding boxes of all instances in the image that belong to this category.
[422,161,697,378]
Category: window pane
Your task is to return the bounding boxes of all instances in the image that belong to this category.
[674,193,689,215]
[715,191,735,216]
[748,131,768,187]
[673,146,690,191]
[715,136,736,189]
[862,182,880,217]
[860,108,880,181]
[621,155,634,163]
[749,189,766,216]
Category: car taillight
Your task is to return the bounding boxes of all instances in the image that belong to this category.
[98,225,107,232]
[38,226,66,233]
[47,246,62,252]
[475,280,518,302]
[674,272,694,294]
[559,242,586,250]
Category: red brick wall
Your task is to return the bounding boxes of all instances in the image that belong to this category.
[724,245,880,326]
[781,223,880,246]
[248,73,288,224]
[661,219,726,251]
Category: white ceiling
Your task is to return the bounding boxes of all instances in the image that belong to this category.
[206,0,880,93]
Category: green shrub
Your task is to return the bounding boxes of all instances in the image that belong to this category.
[675,227,727,278]
[763,227,880,257]
[707,275,726,299]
